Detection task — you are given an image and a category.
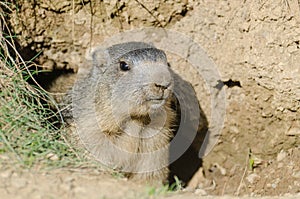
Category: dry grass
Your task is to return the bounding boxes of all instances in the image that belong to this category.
[0,2,82,168]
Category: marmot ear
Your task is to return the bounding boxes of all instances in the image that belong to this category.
[92,47,110,69]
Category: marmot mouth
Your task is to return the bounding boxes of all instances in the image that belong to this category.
[146,97,165,102]
[146,98,166,109]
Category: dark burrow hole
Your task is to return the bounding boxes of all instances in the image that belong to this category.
[167,72,208,187]
[223,79,242,88]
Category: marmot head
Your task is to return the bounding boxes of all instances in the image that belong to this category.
[92,42,174,123]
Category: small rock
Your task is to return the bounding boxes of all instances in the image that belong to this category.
[294,180,300,187]
[246,173,260,184]
[229,126,239,134]
[11,172,19,178]
[287,45,298,54]
[277,150,287,162]
[74,18,86,25]
[0,170,12,178]
[276,106,285,112]
[286,127,300,136]
[292,171,300,179]
[212,163,226,176]
[252,156,263,168]
[269,178,281,189]
[42,60,55,70]
[0,154,10,160]
[46,153,59,161]
[34,35,44,43]
[194,188,207,196]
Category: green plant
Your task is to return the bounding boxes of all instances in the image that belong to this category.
[0,4,81,168]
[146,176,183,197]
[248,148,255,171]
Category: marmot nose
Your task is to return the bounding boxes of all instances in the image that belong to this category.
[154,82,171,90]
[152,70,172,90]
[148,65,172,90]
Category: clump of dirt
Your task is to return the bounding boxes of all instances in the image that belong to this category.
[2,0,300,197]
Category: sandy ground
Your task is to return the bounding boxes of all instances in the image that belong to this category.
[0,161,299,199]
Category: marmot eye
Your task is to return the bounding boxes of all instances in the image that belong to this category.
[120,61,130,71]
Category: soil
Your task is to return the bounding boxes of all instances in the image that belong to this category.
[2,0,300,198]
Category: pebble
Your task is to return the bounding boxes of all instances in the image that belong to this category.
[292,171,300,179]
[277,150,287,162]
[246,173,260,184]
[0,170,12,178]
[294,180,300,187]
[212,163,227,176]
[46,153,59,161]
[286,127,300,136]
[229,126,239,134]
[287,45,298,54]
[42,60,55,70]
[194,188,207,196]
[0,154,10,160]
